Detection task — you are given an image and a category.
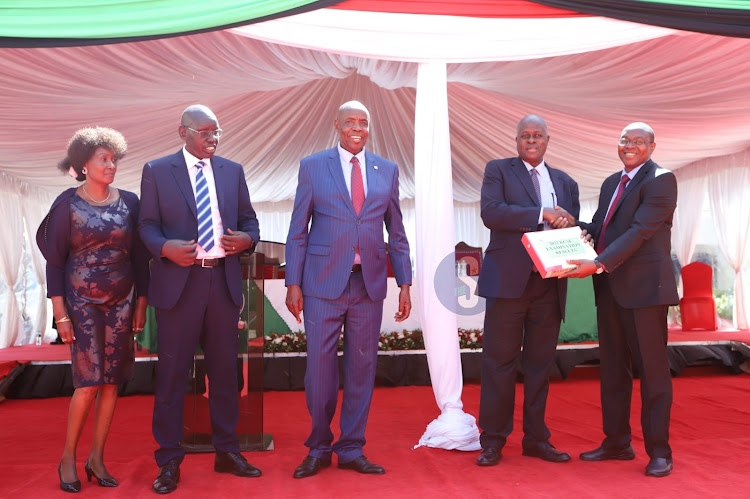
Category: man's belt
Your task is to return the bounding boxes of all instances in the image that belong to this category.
[194,258,225,268]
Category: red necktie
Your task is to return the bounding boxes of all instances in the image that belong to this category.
[351,157,365,215]
[597,175,629,252]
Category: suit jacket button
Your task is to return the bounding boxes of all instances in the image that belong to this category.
[352,246,356,251]
[357,220,362,225]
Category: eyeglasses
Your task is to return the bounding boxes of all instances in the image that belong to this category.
[519,133,545,142]
[183,126,223,139]
[618,138,649,147]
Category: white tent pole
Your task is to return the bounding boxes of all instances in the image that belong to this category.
[414,61,480,451]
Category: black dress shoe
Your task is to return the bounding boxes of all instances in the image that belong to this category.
[214,452,262,477]
[293,456,331,478]
[85,461,118,487]
[645,457,673,477]
[338,456,385,475]
[580,445,636,461]
[522,442,571,463]
[58,463,81,493]
[153,459,180,494]
[476,447,501,467]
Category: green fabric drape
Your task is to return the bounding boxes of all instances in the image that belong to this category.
[0,0,342,46]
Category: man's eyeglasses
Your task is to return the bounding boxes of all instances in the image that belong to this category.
[184,126,223,139]
[618,138,649,147]
[519,133,545,142]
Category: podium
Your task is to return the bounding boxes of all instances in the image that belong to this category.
[181,252,273,452]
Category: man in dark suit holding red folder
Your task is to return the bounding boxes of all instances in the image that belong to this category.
[566,122,678,477]
[476,115,579,467]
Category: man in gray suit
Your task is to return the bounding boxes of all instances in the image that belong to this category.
[476,115,579,467]
[285,100,412,478]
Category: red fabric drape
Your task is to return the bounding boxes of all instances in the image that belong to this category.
[331,0,586,18]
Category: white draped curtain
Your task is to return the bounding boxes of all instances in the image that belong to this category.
[706,155,750,329]
[19,186,52,343]
[672,175,706,270]
[413,62,479,451]
[0,175,27,348]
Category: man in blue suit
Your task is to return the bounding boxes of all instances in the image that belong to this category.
[476,115,580,467]
[138,105,261,494]
[285,100,412,478]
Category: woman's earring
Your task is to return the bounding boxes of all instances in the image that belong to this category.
[82,167,88,174]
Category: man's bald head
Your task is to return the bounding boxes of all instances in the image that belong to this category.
[179,104,221,159]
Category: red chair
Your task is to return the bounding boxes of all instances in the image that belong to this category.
[680,262,717,331]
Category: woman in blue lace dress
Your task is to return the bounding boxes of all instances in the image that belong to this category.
[36,127,149,493]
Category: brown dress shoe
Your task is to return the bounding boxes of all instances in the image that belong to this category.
[293,456,331,478]
[338,456,385,474]
[522,442,571,463]
[214,452,262,477]
[580,445,636,461]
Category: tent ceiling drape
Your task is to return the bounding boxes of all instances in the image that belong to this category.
[1,20,749,205]
[2,0,749,339]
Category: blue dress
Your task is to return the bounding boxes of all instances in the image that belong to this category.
[37,188,150,388]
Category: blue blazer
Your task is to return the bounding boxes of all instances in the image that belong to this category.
[477,157,580,318]
[138,150,259,310]
[285,147,411,301]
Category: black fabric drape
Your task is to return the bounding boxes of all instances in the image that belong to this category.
[530,0,750,38]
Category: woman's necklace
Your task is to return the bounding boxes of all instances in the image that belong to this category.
[82,182,111,204]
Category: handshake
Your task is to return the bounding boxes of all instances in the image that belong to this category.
[542,206,576,229]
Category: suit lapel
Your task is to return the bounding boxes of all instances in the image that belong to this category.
[361,151,379,214]
[211,157,227,218]
[548,166,565,208]
[511,157,540,206]
[170,152,197,219]
[610,160,654,219]
[326,148,357,217]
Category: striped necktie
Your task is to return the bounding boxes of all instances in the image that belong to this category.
[195,161,214,251]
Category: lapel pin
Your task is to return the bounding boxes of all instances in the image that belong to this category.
[374,165,379,170]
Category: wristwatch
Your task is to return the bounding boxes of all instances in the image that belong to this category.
[594,259,605,274]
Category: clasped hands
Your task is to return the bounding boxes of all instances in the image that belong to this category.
[162,228,253,266]
[542,206,575,228]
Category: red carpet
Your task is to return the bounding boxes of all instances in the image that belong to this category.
[0,367,748,498]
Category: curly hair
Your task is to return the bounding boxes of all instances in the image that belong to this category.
[57,127,127,181]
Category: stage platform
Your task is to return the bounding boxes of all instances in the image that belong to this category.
[1,328,749,398]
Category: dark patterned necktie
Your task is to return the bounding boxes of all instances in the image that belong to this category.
[597,175,630,252]
[530,168,542,205]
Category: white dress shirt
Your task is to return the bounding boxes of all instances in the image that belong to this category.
[523,159,557,228]
[337,144,368,198]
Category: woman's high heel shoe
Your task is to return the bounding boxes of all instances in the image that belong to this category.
[58,463,81,493]
[84,461,118,487]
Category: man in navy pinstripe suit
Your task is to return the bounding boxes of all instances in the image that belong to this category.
[285,100,412,478]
